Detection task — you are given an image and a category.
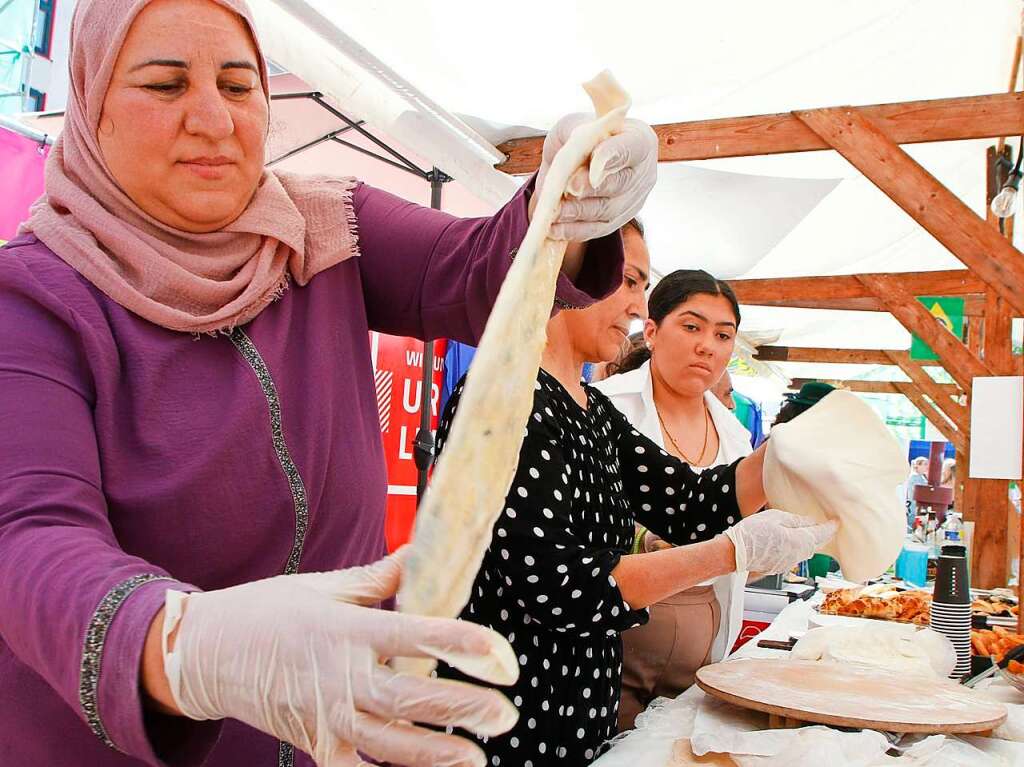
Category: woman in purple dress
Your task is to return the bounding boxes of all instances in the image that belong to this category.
[0,1,659,765]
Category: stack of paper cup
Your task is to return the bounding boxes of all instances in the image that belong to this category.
[929,544,971,679]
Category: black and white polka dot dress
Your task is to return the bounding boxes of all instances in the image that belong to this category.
[434,369,741,766]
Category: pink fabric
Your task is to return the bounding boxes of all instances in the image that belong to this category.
[20,0,358,333]
[0,130,48,241]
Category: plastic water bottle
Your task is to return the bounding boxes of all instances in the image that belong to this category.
[941,513,963,545]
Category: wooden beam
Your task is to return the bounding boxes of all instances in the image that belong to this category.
[974,479,1010,588]
[790,377,965,451]
[496,92,1024,173]
[755,346,896,365]
[790,376,958,395]
[978,271,1014,590]
[968,176,1016,588]
[794,108,1024,318]
[789,378,899,394]
[757,345,984,390]
[765,345,972,438]
[856,274,992,393]
[984,290,1016,375]
[728,271,986,315]
[967,317,984,358]
[883,351,970,435]
[994,136,1024,606]
[961,313,983,555]
[998,35,1024,153]
[898,385,968,455]
[788,378,956,396]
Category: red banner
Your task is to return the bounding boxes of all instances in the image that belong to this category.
[370,332,446,551]
[0,128,49,241]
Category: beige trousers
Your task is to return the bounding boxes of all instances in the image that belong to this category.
[617,584,721,732]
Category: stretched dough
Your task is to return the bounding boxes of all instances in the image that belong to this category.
[395,72,632,682]
[764,390,906,583]
[792,624,956,678]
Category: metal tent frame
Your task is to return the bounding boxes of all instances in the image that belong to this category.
[269,92,450,503]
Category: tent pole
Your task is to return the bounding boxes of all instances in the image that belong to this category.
[414,168,452,502]
[0,114,52,145]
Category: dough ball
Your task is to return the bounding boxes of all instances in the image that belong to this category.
[790,623,954,678]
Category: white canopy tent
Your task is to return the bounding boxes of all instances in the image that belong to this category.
[240,0,1024,414]
[7,1,1021,407]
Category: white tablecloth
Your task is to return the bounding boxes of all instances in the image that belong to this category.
[592,596,1024,767]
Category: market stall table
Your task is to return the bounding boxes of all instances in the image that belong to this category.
[593,595,1024,767]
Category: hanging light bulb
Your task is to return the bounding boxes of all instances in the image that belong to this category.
[992,170,1022,218]
[992,134,1024,218]
[991,185,1018,218]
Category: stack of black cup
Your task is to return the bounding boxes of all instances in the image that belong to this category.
[929,544,972,679]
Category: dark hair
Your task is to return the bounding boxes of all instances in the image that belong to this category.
[772,399,810,427]
[773,381,835,427]
[602,332,647,377]
[606,269,741,377]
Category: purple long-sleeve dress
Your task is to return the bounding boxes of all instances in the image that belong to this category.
[0,181,623,767]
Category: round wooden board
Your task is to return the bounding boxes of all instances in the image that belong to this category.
[695,659,1006,734]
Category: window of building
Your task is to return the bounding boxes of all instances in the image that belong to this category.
[28,87,46,111]
[34,0,56,58]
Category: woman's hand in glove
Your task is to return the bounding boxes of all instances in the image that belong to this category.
[721,509,838,575]
[534,112,658,242]
[160,549,518,767]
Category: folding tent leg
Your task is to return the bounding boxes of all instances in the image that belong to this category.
[414,168,451,502]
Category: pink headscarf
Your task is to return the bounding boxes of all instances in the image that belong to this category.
[20,0,358,333]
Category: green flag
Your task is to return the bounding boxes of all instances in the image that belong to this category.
[909,296,965,361]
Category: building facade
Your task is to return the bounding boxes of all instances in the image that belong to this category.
[1,0,74,114]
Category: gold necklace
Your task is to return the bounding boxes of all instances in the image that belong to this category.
[655,401,710,466]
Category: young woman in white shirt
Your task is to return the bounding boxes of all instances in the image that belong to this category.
[593,268,752,731]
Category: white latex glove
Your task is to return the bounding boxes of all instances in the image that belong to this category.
[537,113,658,242]
[721,509,839,575]
[162,549,518,767]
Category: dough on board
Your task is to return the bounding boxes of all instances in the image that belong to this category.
[792,623,957,678]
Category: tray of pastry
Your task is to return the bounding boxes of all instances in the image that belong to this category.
[971,589,1019,620]
[817,585,1018,625]
[817,584,931,624]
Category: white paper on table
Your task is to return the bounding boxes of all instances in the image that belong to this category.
[690,696,891,767]
[591,694,704,767]
[973,677,1024,743]
[595,599,1023,767]
[877,737,1012,766]
[959,734,1024,764]
[687,694,1015,767]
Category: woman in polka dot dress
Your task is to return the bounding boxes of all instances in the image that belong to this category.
[434,221,837,765]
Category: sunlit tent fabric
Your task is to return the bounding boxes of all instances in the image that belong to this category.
[245,1,1019,361]
[9,0,1022,384]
